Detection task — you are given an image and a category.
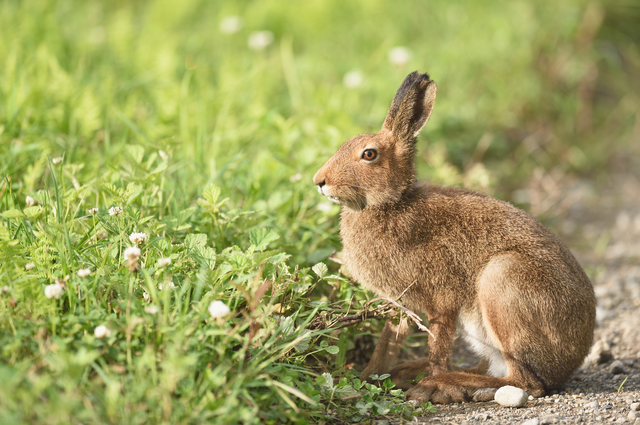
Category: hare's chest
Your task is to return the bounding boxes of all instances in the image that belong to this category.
[340,224,418,299]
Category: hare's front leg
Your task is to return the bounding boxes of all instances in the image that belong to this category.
[381,310,458,391]
[422,310,458,375]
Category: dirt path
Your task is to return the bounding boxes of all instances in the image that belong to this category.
[405,175,640,424]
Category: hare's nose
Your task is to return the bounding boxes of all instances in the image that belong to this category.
[313,170,326,188]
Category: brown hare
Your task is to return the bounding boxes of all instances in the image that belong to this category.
[313,71,596,404]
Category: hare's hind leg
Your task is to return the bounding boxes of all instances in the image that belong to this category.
[406,254,551,403]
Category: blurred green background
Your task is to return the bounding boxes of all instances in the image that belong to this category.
[1,0,639,423]
[3,1,639,243]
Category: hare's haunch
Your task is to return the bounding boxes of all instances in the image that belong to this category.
[313,71,596,404]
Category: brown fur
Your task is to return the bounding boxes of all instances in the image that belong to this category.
[313,71,596,403]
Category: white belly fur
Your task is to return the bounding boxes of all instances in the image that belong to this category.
[457,307,508,378]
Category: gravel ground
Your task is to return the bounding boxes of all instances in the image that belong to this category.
[398,175,640,424]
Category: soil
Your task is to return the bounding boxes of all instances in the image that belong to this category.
[393,174,640,424]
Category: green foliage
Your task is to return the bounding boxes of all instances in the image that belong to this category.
[0,0,638,423]
[317,372,435,423]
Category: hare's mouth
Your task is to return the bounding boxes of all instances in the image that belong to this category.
[327,195,341,204]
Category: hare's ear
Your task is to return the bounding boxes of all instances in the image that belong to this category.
[381,71,437,142]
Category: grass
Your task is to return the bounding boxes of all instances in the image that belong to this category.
[1,0,638,423]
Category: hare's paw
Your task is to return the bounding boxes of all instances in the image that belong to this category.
[406,373,506,404]
[406,378,470,404]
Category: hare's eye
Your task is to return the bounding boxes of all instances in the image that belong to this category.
[362,149,377,161]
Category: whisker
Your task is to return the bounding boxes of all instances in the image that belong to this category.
[347,184,368,190]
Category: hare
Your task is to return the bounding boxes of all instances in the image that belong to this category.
[313,71,596,404]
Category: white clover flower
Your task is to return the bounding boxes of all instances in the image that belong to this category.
[94,325,111,339]
[88,207,99,215]
[124,246,141,261]
[129,232,148,246]
[52,157,63,165]
[343,70,364,89]
[144,305,158,315]
[44,282,64,299]
[25,196,36,207]
[219,15,244,34]
[208,300,231,319]
[77,268,91,278]
[124,246,141,272]
[158,281,175,291]
[143,291,150,301]
[289,173,302,183]
[248,31,274,51]
[96,229,108,240]
[1,286,11,294]
[157,257,171,268]
[388,46,412,67]
[25,262,35,271]
[109,206,122,216]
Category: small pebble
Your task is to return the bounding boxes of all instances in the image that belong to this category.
[495,386,529,407]
[610,360,626,375]
[521,419,540,425]
[540,414,561,424]
[629,411,638,421]
[586,400,599,409]
[631,403,640,411]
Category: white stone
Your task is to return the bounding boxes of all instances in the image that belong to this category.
[521,419,540,425]
[494,385,528,407]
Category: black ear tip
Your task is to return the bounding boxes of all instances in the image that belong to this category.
[405,71,432,85]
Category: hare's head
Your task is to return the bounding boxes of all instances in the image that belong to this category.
[313,71,437,211]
